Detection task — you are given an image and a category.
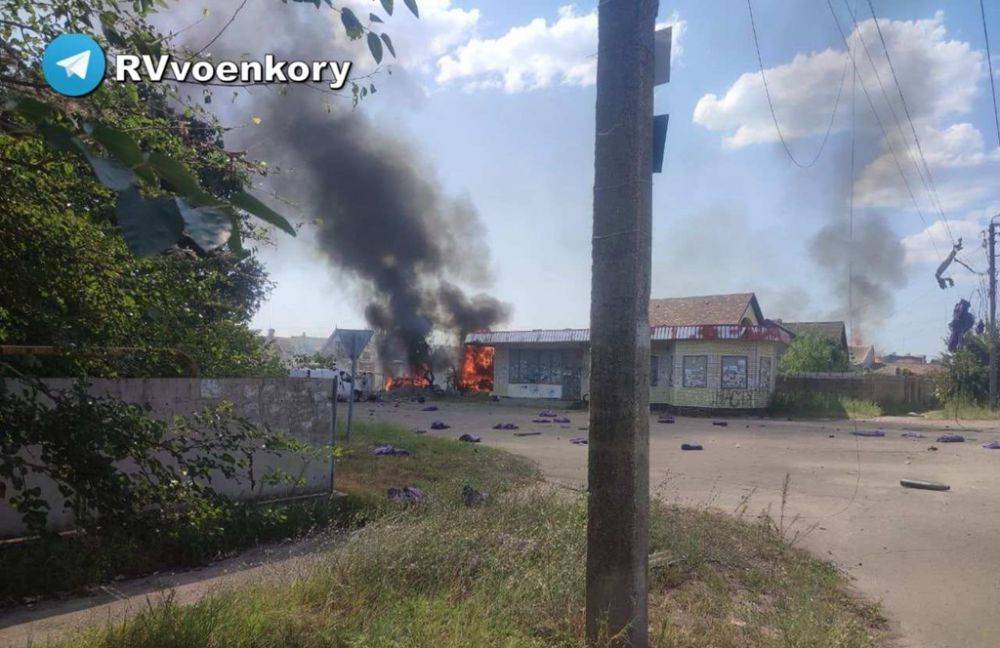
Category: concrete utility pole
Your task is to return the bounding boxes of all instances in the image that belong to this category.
[586,0,657,645]
[990,221,997,410]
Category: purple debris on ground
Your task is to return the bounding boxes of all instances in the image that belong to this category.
[387,486,425,504]
[532,418,551,423]
[514,431,542,437]
[658,416,676,424]
[553,416,571,423]
[371,445,411,457]
[851,430,885,437]
[712,421,728,427]
[936,434,965,443]
[538,410,556,418]
[417,396,426,403]
[569,437,588,445]
[500,423,519,430]
[901,431,926,439]
[681,443,703,451]
[413,429,427,434]
[430,421,450,430]
[421,405,439,412]
[982,440,1000,449]
[459,433,481,443]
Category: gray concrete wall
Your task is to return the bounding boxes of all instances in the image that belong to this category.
[0,378,335,538]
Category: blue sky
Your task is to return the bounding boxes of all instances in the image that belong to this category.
[161,1,1000,357]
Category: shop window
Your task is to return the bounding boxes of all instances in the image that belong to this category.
[651,355,659,386]
[721,356,748,389]
[682,355,708,388]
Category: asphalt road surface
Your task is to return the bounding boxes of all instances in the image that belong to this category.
[373,398,1000,648]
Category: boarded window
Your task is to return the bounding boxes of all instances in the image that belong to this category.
[721,356,748,389]
[651,355,659,386]
[682,356,708,388]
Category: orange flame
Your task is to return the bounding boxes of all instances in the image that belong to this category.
[384,364,433,390]
[460,345,495,392]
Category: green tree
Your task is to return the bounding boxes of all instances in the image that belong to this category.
[778,334,850,374]
[936,333,989,404]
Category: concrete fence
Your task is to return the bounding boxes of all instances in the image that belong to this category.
[776,372,938,409]
[0,377,336,539]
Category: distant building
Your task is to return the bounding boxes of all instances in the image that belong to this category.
[265,330,328,363]
[849,345,876,370]
[882,353,927,365]
[466,292,792,411]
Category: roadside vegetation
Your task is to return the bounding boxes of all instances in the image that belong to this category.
[770,392,882,420]
[779,334,850,374]
[41,423,887,648]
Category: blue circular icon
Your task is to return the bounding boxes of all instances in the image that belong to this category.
[42,34,106,97]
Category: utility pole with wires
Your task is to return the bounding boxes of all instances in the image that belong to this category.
[989,220,998,410]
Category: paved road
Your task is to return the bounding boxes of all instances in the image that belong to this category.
[373,399,1000,648]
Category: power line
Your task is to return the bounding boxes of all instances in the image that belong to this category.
[858,0,957,243]
[746,0,850,168]
[982,0,1000,148]
[825,0,943,257]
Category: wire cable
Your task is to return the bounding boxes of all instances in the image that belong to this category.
[982,0,1000,148]
[746,0,850,168]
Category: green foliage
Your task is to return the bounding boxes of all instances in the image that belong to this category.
[935,333,990,405]
[0,376,308,536]
[770,391,882,419]
[779,334,851,374]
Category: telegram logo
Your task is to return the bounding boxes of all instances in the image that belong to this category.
[42,34,106,96]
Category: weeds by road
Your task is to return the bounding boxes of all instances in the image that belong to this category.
[35,422,887,648]
[770,392,883,420]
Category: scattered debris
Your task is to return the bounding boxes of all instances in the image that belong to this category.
[553,416,571,423]
[430,421,451,430]
[569,437,588,445]
[928,446,938,451]
[532,418,551,423]
[681,443,703,451]
[513,431,542,437]
[900,479,950,492]
[387,486,425,504]
[412,429,427,435]
[538,410,556,418]
[982,440,1000,449]
[462,485,488,507]
[828,434,835,438]
[421,405,439,412]
[458,433,481,443]
[712,421,728,427]
[901,431,926,439]
[935,238,963,289]
[658,416,676,424]
[648,550,678,570]
[852,430,885,438]
[492,423,519,430]
[417,396,426,403]
[936,434,965,443]
[370,445,411,457]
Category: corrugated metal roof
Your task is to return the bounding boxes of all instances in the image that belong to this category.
[466,325,791,345]
[465,329,590,345]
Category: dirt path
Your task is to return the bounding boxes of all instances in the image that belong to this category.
[0,534,337,647]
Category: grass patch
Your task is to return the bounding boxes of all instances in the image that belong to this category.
[42,424,887,648]
[770,392,882,420]
[924,399,1000,421]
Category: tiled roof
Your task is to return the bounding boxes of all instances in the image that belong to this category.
[648,293,759,327]
[782,321,848,348]
[465,324,791,346]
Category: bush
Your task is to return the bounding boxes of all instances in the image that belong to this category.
[779,334,850,374]
[935,333,990,405]
[770,391,881,419]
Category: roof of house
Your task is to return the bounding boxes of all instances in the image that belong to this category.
[465,324,793,346]
[782,321,848,349]
[320,328,375,357]
[648,293,762,327]
[267,334,328,361]
[849,344,875,364]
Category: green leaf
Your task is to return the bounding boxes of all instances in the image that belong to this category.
[10,96,53,123]
[175,198,233,253]
[82,152,136,191]
[370,13,383,23]
[228,191,296,236]
[146,152,215,205]
[89,123,144,167]
[381,33,396,58]
[340,8,363,39]
[402,0,419,18]
[115,188,185,256]
[380,0,394,15]
[367,32,383,63]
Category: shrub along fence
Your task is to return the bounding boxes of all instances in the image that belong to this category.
[0,377,335,539]
[776,372,937,410]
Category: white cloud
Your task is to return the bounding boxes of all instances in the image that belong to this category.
[435,6,685,92]
[901,204,998,266]
[693,12,982,147]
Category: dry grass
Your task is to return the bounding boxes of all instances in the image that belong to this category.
[43,424,887,648]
